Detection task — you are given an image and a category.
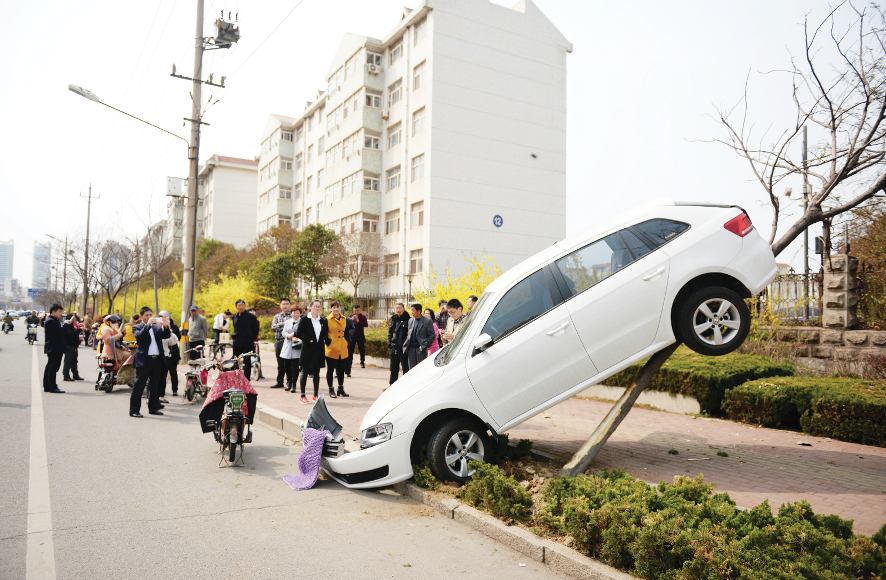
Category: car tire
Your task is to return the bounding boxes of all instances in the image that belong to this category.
[676,286,750,356]
[426,417,490,484]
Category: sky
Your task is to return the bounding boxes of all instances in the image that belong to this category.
[0,0,847,286]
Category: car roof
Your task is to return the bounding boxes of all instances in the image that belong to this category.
[485,199,735,294]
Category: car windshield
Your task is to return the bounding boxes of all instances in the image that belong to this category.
[435,292,493,366]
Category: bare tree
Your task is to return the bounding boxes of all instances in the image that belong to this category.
[715,2,885,256]
[331,232,381,298]
[94,240,140,314]
[142,221,173,313]
[69,239,100,317]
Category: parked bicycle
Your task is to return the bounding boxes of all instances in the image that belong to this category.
[183,346,213,401]
[251,341,263,380]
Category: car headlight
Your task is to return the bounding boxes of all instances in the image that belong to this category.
[360,423,393,449]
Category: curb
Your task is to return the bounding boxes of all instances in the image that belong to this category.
[255,404,632,580]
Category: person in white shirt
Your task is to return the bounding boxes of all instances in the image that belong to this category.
[212,309,230,345]
[279,306,303,392]
[130,306,171,418]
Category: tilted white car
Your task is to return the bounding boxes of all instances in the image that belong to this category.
[314,201,777,488]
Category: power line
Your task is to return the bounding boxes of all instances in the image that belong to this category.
[227,0,306,79]
[123,0,166,100]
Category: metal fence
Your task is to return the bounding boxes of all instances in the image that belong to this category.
[764,272,821,321]
[312,293,408,321]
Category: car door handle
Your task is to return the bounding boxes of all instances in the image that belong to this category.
[642,267,666,281]
[545,321,570,336]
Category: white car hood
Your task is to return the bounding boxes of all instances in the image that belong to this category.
[359,354,447,431]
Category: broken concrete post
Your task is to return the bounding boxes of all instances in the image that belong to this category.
[822,254,858,329]
[559,342,681,477]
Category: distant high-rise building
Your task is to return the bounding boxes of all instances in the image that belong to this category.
[200,155,259,248]
[0,240,13,299]
[32,241,52,290]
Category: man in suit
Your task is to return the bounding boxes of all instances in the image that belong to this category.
[130,306,171,418]
[231,299,260,381]
[404,303,435,371]
[387,303,410,385]
[43,304,66,393]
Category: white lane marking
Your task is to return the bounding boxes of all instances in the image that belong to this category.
[27,348,56,579]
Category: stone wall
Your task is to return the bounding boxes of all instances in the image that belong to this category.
[822,254,859,329]
[772,326,886,373]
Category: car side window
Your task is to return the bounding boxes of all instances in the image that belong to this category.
[555,230,653,296]
[634,218,690,248]
[481,268,559,343]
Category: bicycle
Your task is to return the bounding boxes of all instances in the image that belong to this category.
[251,341,263,380]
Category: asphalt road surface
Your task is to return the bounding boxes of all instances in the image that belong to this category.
[0,326,562,579]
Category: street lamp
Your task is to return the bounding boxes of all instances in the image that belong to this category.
[406,273,414,302]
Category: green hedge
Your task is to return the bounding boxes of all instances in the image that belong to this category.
[723,377,886,446]
[606,347,794,415]
[531,469,885,578]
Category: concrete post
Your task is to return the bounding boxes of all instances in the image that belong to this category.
[822,254,858,329]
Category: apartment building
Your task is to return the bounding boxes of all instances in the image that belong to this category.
[256,0,571,296]
[201,154,259,248]
[165,195,204,260]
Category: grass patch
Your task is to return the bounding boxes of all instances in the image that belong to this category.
[723,376,886,446]
[605,346,794,415]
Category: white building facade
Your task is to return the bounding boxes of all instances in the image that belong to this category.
[200,155,259,248]
[0,240,13,300]
[32,241,51,291]
[257,0,570,296]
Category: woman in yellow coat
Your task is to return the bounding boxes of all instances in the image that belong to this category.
[325,301,353,398]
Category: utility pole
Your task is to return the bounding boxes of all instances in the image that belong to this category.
[80,185,97,316]
[802,126,810,321]
[172,3,240,322]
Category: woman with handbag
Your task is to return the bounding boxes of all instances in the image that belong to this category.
[280,306,303,392]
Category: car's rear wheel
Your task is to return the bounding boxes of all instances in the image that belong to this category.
[427,417,490,484]
[676,286,750,356]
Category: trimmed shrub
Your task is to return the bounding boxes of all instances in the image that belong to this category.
[723,377,886,446]
[606,346,794,415]
[412,464,440,490]
[458,462,532,524]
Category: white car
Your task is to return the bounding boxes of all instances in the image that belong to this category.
[315,201,777,488]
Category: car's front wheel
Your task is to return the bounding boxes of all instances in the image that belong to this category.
[676,286,750,356]
[426,417,490,484]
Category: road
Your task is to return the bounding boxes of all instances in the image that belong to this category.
[0,325,561,579]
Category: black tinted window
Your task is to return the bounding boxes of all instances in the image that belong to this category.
[555,230,653,296]
[482,268,559,342]
[634,218,689,248]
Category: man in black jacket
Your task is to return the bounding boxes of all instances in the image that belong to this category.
[61,314,83,381]
[231,299,260,381]
[387,303,410,385]
[130,306,171,417]
[43,305,66,393]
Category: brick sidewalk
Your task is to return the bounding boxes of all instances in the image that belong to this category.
[228,343,886,536]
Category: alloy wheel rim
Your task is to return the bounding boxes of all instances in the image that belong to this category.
[444,430,485,478]
[692,298,741,346]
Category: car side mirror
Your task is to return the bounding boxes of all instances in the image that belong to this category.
[472,333,493,355]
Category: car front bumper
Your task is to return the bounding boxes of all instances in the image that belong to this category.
[321,431,414,489]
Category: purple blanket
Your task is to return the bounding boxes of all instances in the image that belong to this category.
[282,427,327,490]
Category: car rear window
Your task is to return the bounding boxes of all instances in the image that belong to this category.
[633,218,690,248]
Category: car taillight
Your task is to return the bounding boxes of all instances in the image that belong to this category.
[724,212,754,237]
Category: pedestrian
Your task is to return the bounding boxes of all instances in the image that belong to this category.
[212,309,230,345]
[424,308,441,355]
[404,303,435,370]
[295,299,329,403]
[130,306,170,418]
[436,300,449,347]
[99,315,127,368]
[42,304,66,393]
[186,305,208,360]
[325,301,352,398]
[61,313,83,381]
[231,299,260,380]
[387,302,410,384]
[442,298,467,345]
[280,306,302,393]
[467,295,478,311]
[346,304,368,376]
[270,298,293,389]
[158,311,181,399]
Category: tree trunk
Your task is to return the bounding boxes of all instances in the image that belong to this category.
[559,342,681,477]
[153,270,159,314]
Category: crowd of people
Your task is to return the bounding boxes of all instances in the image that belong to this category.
[34,293,479,414]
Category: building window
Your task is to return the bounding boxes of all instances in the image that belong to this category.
[307,144,314,162]
[387,122,402,148]
[384,253,399,278]
[318,136,324,154]
[386,165,401,190]
[281,159,293,171]
[282,131,293,142]
[362,214,379,233]
[279,188,292,200]
[305,207,312,224]
[385,210,400,235]
[365,90,382,108]
[414,18,426,46]
[295,152,303,169]
[411,154,425,182]
[366,51,382,66]
[363,175,380,191]
[410,201,424,228]
[413,61,425,90]
[364,134,380,149]
[293,213,302,230]
[388,78,402,107]
[342,172,360,196]
[306,176,313,195]
[412,107,425,136]
[390,39,403,64]
[279,217,291,227]
[293,182,302,201]
[409,249,423,274]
